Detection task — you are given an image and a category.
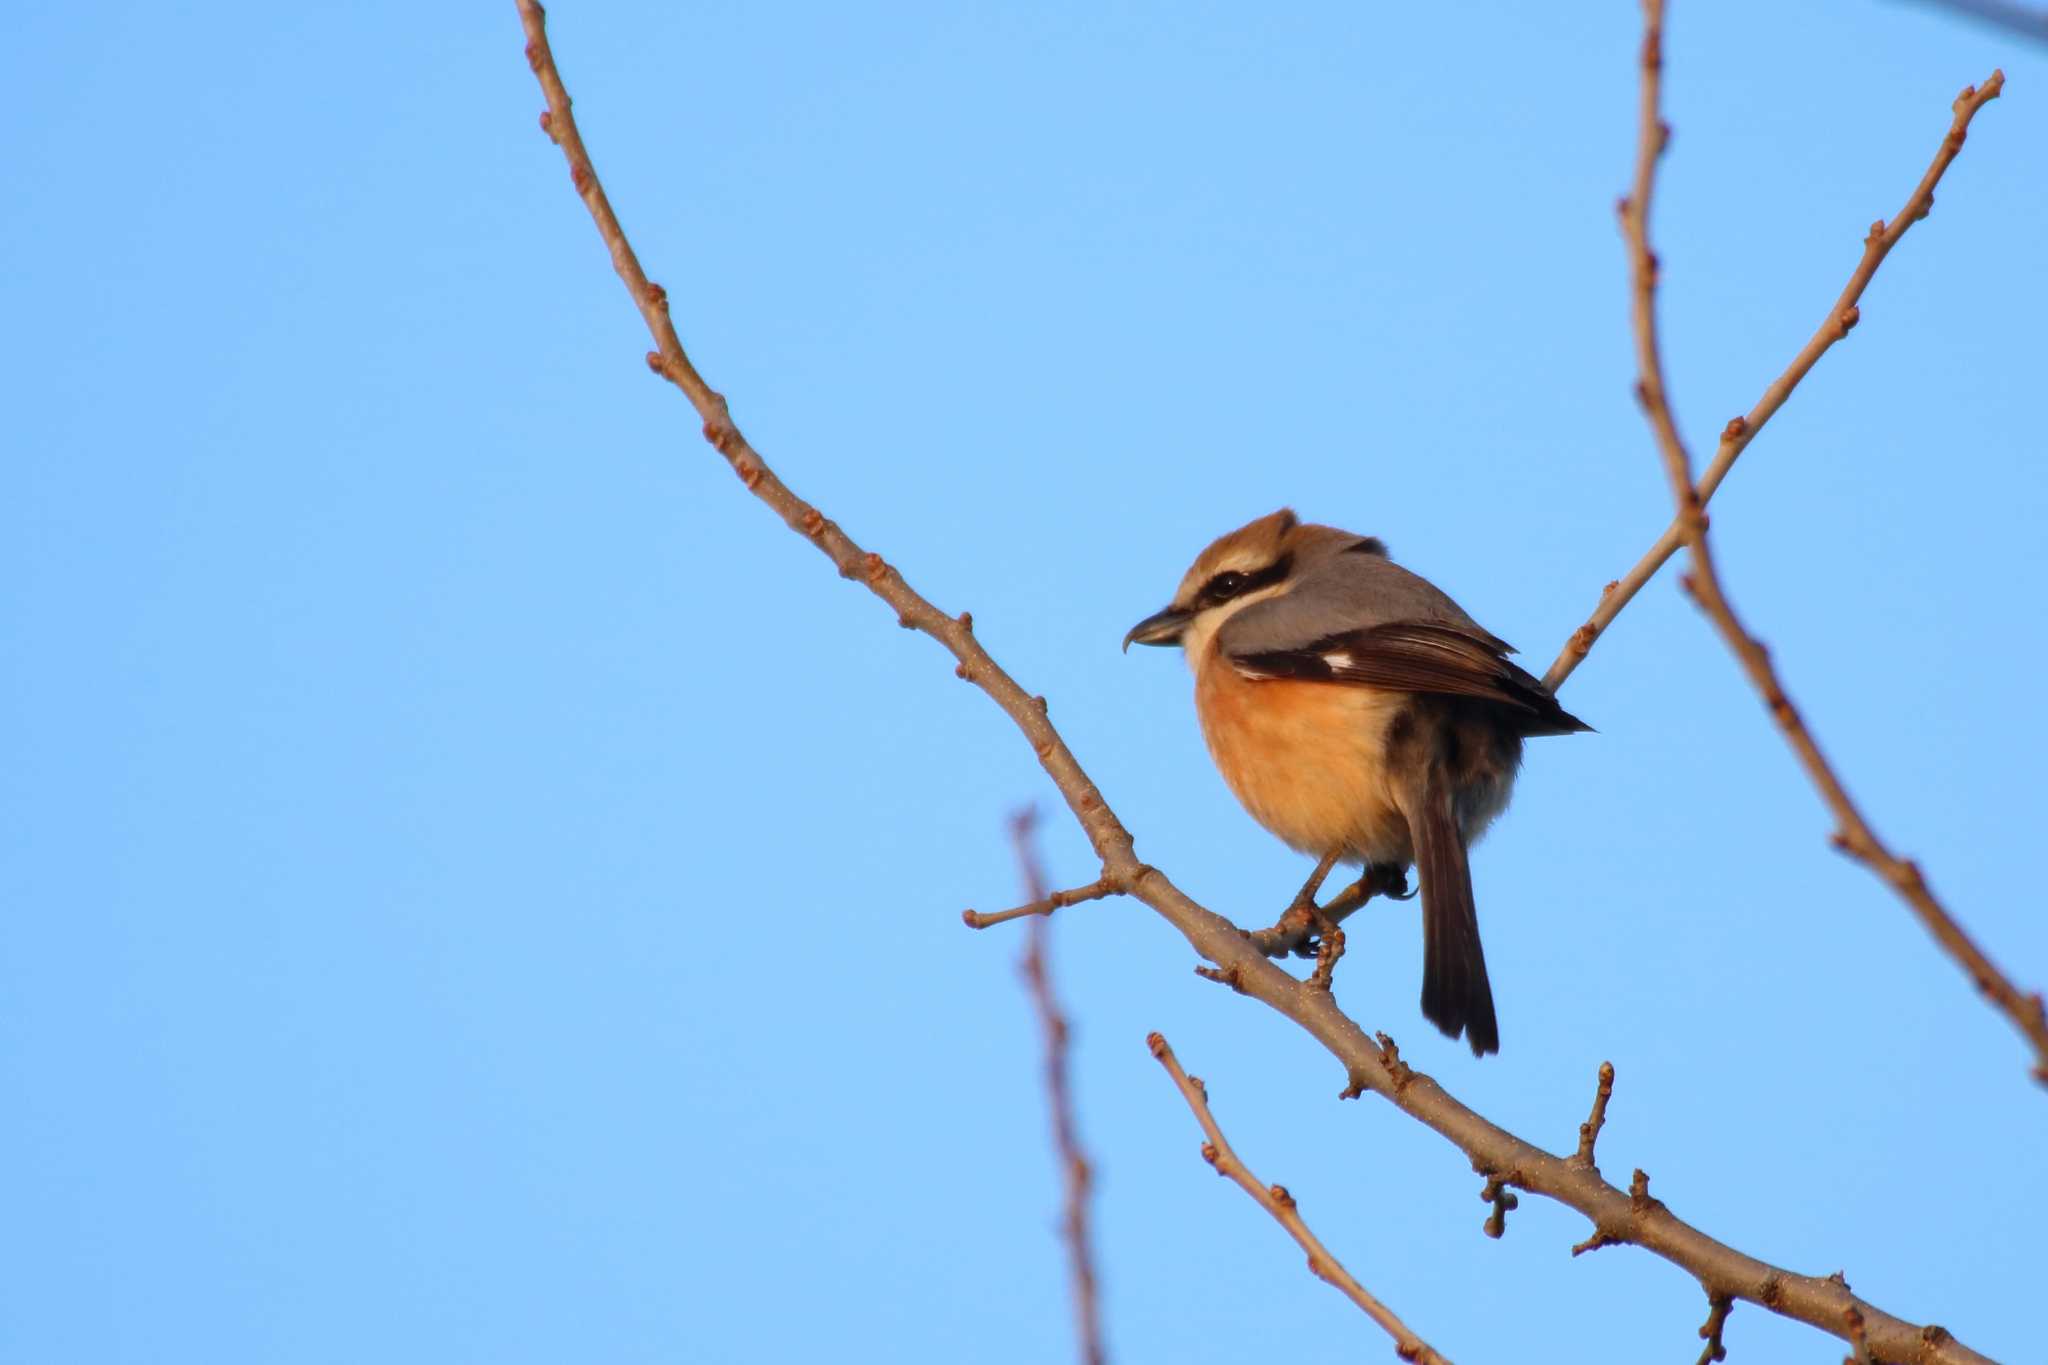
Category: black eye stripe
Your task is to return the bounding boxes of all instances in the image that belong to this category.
[1196,555,1291,607]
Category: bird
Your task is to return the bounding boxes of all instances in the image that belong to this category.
[1122,509,1589,1055]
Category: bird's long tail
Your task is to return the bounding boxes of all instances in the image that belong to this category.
[1409,764,1499,1056]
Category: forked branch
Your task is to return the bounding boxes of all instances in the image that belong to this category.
[513,3,2003,1357]
[1544,54,2008,693]
[1612,0,2043,1083]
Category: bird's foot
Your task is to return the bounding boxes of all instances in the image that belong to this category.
[1306,907,1346,992]
[1368,864,1416,901]
[1247,862,1408,962]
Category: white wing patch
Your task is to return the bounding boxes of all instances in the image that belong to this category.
[1228,647,1356,682]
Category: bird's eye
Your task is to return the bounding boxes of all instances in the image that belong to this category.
[1205,570,1250,601]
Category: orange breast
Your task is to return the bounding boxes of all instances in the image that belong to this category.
[1193,644,1411,863]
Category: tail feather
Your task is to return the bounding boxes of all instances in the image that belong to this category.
[1410,766,1499,1056]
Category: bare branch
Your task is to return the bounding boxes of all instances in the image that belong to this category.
[1011,810,1106,1365]
[1609,0,2044,1083]
[965,877,1117,930]
[1696,1292,1733,1365]
[513,6,2003,1357]
[1479,1175,1519,1240]
[1570,1061,1617,1170]
[1543,57,2009,692]
[1147,1033,1450,1365]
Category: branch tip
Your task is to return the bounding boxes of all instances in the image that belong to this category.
[1150,1034,1449,1362]
[1571,1060,1617,1168]
[963,876,1116,929]
[1571,1229,1624,1257]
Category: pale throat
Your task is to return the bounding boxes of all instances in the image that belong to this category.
[1178,582,1292,675]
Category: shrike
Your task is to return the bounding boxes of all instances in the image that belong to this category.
[1124,509,1589,1055]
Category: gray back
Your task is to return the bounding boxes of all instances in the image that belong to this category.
[1218,548,1507,656]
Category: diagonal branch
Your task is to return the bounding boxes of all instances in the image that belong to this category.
[513,4,2001,1357]
[1612,0,2045,1084]
[1544,57,2008,692]
[1148,1034,1450,1364]
[1011,810,1107,1365]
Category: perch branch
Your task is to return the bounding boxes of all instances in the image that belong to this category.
[513,4,2000,1357]
[1611,0,2043,1083]
[1148,1034,1449,1364]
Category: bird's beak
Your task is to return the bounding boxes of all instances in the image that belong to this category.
[1122,606,1192,652]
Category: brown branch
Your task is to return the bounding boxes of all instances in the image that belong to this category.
[513,6,2001,1358]
[1011,809,1106,1365]
[965,877,1117,930]
[1696,1292,1734,1365]
[1610,1,2045,1084]
[1147,1034,1449,1364]
[1542,56,2008,692]
[1479,1175,1518,1240]
[1570,1061,1617,1170]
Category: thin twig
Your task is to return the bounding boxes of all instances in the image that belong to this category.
[1570,1061,1617,1169]
[965,877,1117,929]
[1479,1176,1519,1239]
[1543,58,2009,692]
[1611,1,2043,1083]
[513,8,2002,1358]
[1147,1033,1450,1365]
[1011,809,1106,1365]
[1696,1292,1733,1365]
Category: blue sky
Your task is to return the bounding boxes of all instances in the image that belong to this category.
[4,3,2044,1362]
